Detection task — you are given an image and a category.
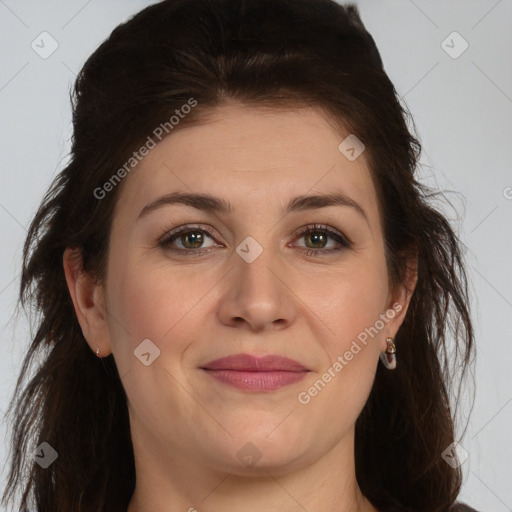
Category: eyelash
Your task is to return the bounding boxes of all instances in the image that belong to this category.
[158,223,352,257]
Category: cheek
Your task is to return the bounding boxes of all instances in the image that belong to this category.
[106,254,219,354]
[295,262,388,434]
[305,256,389,354]
[104,258,210,426]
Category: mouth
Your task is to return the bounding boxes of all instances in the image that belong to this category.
[200,353,310,392]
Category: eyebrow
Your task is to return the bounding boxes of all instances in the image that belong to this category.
[137,191,369,224]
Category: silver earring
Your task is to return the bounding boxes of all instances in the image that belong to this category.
[379,337,396,370]
[96,347,100,357]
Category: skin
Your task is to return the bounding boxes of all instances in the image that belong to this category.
[64,102,417,512]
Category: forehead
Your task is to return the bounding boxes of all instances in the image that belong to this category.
[115,103,379,225]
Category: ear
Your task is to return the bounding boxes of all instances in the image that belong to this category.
[63,247,112,357]
[382,246,418,350]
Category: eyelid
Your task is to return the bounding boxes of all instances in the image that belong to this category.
[159,223,216,242]
[158,222,352,254]
[292,223,353,247]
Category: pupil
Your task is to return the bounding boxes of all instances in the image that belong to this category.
[307,232,326,248]
[180,230,327,250]
[183,232,203,248]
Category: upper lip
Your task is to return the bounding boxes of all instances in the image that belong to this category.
[201,354,309,372]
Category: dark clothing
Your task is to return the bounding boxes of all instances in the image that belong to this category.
[382,503,478,512]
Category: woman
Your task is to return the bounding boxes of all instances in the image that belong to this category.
[1,0,478,511]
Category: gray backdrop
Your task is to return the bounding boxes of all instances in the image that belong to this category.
[1,0,511,509]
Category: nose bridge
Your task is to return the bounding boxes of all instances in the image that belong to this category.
[234,232,284,300]
[217,231,296,331]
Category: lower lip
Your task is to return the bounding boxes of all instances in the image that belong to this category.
[203,369,308,391]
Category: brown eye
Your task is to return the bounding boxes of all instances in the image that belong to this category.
[178,230,205,249]
[304,230,329,249]
[159,225,218,254]
[294,224,351,255]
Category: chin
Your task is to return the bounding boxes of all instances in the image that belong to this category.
[202,430,312,475]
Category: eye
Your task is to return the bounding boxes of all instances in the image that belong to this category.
[292,224,352,256]
[158,224,219,254]
[158,223,352,257]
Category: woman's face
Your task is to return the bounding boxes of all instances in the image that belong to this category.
[73,102,413,477]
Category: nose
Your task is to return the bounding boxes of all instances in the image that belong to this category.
[216,239,298,333]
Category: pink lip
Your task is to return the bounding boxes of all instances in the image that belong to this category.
[201,354,310,391]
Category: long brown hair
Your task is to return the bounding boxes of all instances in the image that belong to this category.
[2,1,475,511]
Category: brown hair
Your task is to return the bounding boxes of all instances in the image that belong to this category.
[2,1,475,511]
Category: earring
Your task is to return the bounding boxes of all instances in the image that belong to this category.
[379,337,396,370]
[96,347,100,358]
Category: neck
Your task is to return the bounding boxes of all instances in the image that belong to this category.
[126,422,378,512]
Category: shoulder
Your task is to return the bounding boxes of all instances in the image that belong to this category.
[381,503,479,512]
[449,503,480,512]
